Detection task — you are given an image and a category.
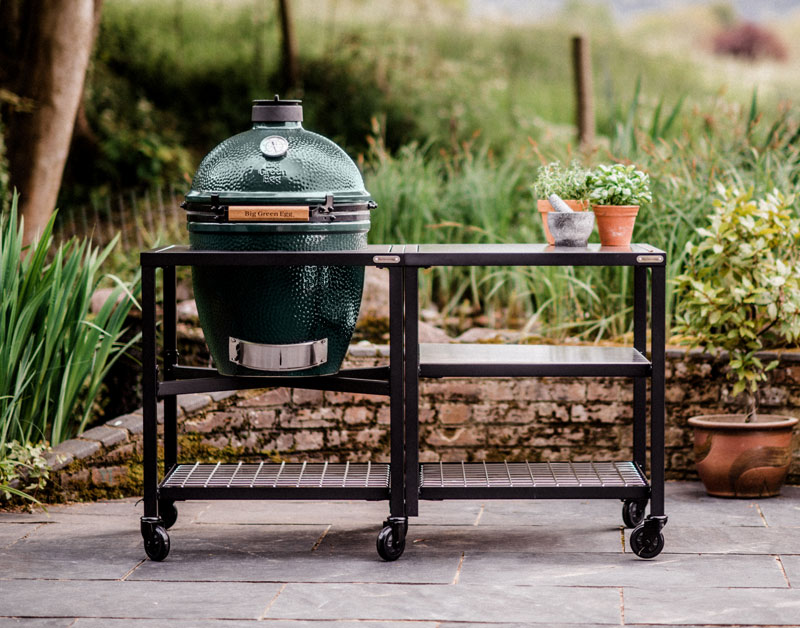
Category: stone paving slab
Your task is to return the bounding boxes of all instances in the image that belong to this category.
[319,523,623,555]
[265,582,621,623]
[73,621,438,628]
[778,555,800,586]
[0,516,143,580]
[0,580,282,620]
[0,522,42,547]
[660,524,800,554]
[624,586,800,625]
[457,551,788,588]
[132,546,461,584]
[758,486,800,527]
[151,523,329,556]
[1,620,75,627]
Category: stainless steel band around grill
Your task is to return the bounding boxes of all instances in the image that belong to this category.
[183,194,376,224]
[228,337,328,371]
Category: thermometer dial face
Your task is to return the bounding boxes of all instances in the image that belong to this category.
[260,135,289,158]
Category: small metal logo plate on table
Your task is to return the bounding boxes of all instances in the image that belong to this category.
[636,255,664,264]
[372,255,401,264]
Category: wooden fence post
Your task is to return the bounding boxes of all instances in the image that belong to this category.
[572,35,595,150]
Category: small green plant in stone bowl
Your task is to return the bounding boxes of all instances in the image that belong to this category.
[586,163,652,246]
[531,161,589,244]
[674,186,800,497]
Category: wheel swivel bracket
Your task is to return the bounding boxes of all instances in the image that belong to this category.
[383,516,407,549]
[140,515,165,537]
[643,514,668,531]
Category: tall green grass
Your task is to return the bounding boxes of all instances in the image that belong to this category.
[364,95,800,340]
[0,194,141,447]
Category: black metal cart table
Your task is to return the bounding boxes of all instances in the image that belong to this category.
[399,243,668,560]
[138,244,410,562]
[138,242,667,562]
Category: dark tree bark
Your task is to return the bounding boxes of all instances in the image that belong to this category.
[277,0,299,92]
[0,0,100,245]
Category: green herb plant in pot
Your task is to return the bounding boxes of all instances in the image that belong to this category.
[531,161,589,245]
[586,163,651,246]
[675,186,800,497]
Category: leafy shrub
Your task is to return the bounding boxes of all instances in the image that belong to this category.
[530,161,588,201]
[674,186,800,416]
[713,22,787,62]
[0,193,141,447]
[586,164,652,206]
[0,440,49,504]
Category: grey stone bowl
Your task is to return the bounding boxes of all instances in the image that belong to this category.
[547,211,595,247]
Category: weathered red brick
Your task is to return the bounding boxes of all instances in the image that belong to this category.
[440,403,471,425]
[238,388,291,407]
[294,430,324,451]
[292,389,325,405]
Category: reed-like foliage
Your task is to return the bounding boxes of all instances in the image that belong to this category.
[364,95,800,341]
[0,194,141,447]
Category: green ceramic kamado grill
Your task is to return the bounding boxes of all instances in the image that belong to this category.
[183,97,375,376]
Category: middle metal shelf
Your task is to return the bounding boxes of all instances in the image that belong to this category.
[419,343,651,378]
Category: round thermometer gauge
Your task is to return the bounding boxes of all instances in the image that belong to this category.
[260,135,289,158]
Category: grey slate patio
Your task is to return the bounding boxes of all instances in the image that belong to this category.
[1,481,799,626]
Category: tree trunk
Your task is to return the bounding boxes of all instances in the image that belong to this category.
[571,35,595,151]
[2,0,98,246]
[277,0,299,92]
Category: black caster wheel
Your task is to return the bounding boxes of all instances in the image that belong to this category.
[622,499,647,528]
[630,525,664,559]
[143,525,170,561]
[159,500,178,530]
[376,525,405,562]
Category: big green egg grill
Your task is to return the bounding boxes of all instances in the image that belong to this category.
[183,97,375,376]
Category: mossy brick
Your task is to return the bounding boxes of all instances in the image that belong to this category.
[91,466,129,486]
[79,425,127,448]
[105,413,144,435]
[51,438,101,461]
[44,450,74,471]
[176,393,213,415]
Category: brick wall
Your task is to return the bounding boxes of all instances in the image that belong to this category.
[50,347,800,498]
[182,348,800,482]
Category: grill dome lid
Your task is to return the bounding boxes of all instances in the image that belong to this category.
[184,97,371,206]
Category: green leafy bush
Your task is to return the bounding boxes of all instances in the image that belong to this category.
[530,161,588,201]
[586,163,652,206]
[0,440,49,503]
[0,193,141,447]
[674,186,800,416]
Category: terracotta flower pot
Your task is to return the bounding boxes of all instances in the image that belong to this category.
[591,204,639,247]
[688,414,798,498]
[537,199,588,245]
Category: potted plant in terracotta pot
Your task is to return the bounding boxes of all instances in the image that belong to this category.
[531,161,589,245]
[675,186,800,497]
[586,163,652,246]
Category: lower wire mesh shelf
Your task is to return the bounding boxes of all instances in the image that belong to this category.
[419,461,648,498]
[160,462,390,499]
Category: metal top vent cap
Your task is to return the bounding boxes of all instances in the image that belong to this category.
[252,95,303,123]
